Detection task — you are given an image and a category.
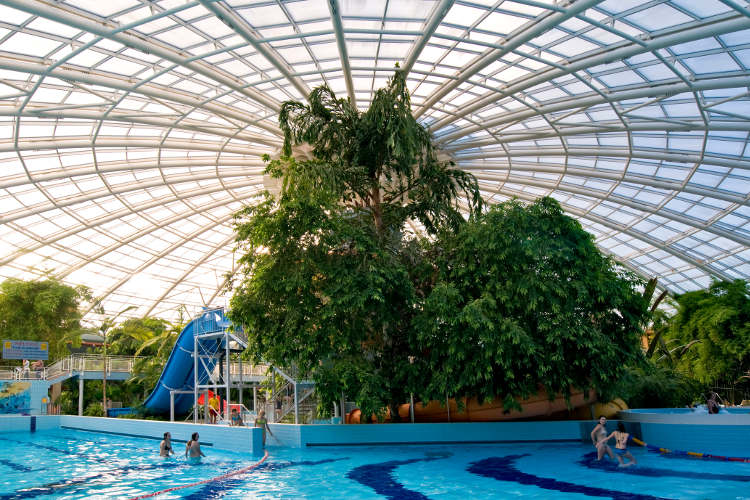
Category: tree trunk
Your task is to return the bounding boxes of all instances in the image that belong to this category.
[371,186,382,234]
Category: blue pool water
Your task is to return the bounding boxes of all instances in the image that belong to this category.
[1,429,749,499]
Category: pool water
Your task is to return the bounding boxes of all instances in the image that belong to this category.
[1,429,749,499]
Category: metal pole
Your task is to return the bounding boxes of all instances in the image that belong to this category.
[340,393,345,425]
[193,334,198,424]
[271,370,276,422]
[78,378,83,416]
[225,336,230,422]
[253,385,257,413]
[170,391,174,422]
[294,382,298,425]
[410,393,415,423]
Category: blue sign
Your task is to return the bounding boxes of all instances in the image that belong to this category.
[2,340,48,360]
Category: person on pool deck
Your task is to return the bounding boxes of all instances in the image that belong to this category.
[599,422,637,467]
[590,416,616,461]
[255,409,273,446]
[160,432,174,457]
[230,408,243,426]
[707,392,720,414]
[185,432,206,463]
[208,394,220,424]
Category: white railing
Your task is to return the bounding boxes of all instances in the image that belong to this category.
[227,362,270,379]
[3,354,141,381]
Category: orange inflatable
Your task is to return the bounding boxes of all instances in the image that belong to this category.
[398,389,596,422]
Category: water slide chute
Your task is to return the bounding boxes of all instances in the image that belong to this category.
[142,309,231,416]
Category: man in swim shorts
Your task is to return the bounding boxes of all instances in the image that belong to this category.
[185,432,206,463]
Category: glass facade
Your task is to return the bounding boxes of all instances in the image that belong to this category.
[0,0,748,321]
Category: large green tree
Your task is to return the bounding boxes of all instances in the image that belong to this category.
[229,71,481,418]
[0,277,90,359]
[229,72,647,419]
[413,198,649,409]
[665,279,750,389]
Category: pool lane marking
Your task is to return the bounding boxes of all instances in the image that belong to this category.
[468,454,668,500]
[180,457,350,500]
[128,450,269,500]
[578,451,750,482]
[60,426,213,447]
[631,436,750,463]
[347,452,453,500]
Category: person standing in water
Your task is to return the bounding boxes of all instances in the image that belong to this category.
[599,422,637,467]
[590,416,616,461]
[160,432,174,457]
[254,409,273,446]
[185,432,206,463]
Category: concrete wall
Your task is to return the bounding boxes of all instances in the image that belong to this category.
[269,420,588,448]
[58,416,264,455]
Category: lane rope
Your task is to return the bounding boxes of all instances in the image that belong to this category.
[128,449,269,499]
[631,437,750,463]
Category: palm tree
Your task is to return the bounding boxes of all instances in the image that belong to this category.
[275,69,482,236]
[90,302,136,416]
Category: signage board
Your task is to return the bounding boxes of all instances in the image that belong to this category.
[2,340,49,360]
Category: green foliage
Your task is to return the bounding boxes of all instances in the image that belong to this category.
[0,278,91,359]
[230,73,647,417]
[665,280,750,385]
[275,70,482,235]
[56,391,75,415]
[84,401,104,417]
[616,363,703,409]
[413,198,649,408]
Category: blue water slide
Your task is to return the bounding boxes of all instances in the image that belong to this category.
[143,309,230,415]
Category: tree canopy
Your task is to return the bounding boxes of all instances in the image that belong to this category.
[229,72,648,418]
[0,277,90,359]
[413,198,649,408]
[665,279,750,386]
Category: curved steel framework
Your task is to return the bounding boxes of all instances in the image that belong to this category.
[0,0,748,322]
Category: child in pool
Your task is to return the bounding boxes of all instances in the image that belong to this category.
[599,422,637,467]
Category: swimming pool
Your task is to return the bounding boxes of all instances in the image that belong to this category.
[1,428,749,499]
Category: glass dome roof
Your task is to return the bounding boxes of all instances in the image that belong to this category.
[0,0,749,323]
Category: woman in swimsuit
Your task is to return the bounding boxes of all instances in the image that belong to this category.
[185,432,206,463]
[590,416,616,461]
[160,432,174,457]
[600,422,637,467]
[254,409,273,446]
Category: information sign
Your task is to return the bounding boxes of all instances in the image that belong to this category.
[2,340,49,360]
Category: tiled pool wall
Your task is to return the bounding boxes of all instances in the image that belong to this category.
[619,410,750,453]
[0,415,263,455]
[279,420,592,447]
[1,415,748,456]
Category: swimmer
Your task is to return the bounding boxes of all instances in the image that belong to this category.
[185,432,205,463]
[254,409,273,446]
[590,416,616,461]
[160,432,174,457]
[599,422,637,467]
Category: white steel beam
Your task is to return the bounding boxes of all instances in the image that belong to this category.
[198,0,310,101]
[4,0,282,113]
[429,13,750,131]
[328,0,356,107]
[414,0,603,118]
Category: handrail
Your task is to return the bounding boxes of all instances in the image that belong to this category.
[2,354,143,381]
